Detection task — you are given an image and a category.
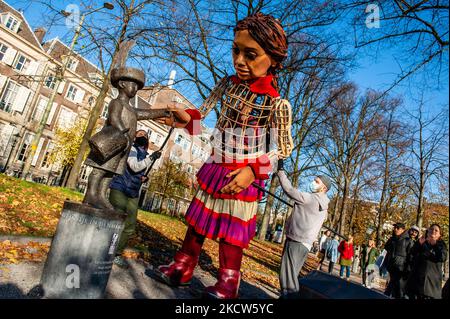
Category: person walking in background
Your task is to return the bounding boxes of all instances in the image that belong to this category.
[408,225,420,243]
[365,239,380,289]
[338,235,354,281]
[383,222,414,298]
[318,230,331,271]
[109,130,161,268]
[326,235,340,275]
[406,224,448,299]
[360,243,368,286]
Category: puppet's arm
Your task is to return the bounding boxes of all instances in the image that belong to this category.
[271,98,294,159]
[198,76,228,118]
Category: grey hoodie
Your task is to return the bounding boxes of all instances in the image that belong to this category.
[277,171,330,246]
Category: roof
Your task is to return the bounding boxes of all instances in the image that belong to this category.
[0,0,43,50]
[43,38,102,80]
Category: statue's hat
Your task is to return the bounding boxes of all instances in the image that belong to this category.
[110,67,145,89]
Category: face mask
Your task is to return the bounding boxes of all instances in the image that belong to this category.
[309,181,322,193]
[135,136,148,147]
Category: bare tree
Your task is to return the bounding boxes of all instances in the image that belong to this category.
[348,0,449,92]
[316,84,385,234]
[406,100,449,228]
[372,97,412,245]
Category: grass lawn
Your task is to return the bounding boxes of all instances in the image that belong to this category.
[0,174,283,292]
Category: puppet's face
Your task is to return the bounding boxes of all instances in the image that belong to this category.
[232,30,275,80]
[118,80,139,98]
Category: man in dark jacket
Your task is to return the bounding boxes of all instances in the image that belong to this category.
[109,130,161,268]
[383,222,414,298]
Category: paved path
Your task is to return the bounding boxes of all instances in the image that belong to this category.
[0,236,277,299]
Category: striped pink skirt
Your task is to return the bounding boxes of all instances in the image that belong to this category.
[184,162,265,248]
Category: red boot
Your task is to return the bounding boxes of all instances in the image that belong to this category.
[155,226,204,287]
[205,268,241,299]
[205,240,243,299]
[156,251,197,286]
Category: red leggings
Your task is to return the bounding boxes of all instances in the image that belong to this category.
[181,226,243,270]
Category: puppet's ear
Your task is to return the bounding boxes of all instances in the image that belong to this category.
[118,80,125,89]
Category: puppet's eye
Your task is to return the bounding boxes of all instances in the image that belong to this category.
[245,53,257,60]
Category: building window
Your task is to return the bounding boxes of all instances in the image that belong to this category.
[65,57,78,72]
[2,14,20,32]
[41,143,54,169]
[17,134,33,162]
[44,74,56,90]
[14,54,30,72]
[32,97,48,122]
[88,96,95,107]
[57,107,77,129]
[66,85,78,101]
[155,134,162,145]
[0,43,8,61]
[101,102,109,119]
[0,80,19,113]
[88,73,102,87]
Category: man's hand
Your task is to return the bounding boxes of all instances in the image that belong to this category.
[141,176,149,183]
[150,151,162,162]
[220,166,255,195]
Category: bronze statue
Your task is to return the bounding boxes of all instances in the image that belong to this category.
[83,67,170,210]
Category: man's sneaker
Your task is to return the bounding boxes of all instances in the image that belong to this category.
[113,256,129,269]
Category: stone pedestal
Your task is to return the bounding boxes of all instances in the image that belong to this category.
[40,201,126,298]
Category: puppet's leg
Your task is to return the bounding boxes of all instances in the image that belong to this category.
[205,240,242,299]
[155,226,204,286]
[83,168,107,209]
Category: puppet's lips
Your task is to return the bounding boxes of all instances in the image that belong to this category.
[236,69,250,77]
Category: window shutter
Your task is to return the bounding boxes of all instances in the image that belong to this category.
[0,124,14,156]
[57,80,66,94]
[46,102,58,125]
[31,138,45,166]
[3,47,17,66]
[12,86,30,113]
[75,88,85,103]
[24,61,40,76]
[0,74,7,91]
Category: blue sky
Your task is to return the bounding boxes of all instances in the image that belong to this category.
[14,0,448,119]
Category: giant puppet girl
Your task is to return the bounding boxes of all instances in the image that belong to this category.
[154,13,294,299]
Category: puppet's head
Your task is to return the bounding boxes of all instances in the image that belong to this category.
[233,13,288,81]
[111,67,145,98]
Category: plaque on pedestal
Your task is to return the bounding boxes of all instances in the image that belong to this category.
[40,201,126,298]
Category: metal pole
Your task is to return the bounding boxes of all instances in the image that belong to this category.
[251,181,348,241]
[21,14,86,180]
[144,125,175,177]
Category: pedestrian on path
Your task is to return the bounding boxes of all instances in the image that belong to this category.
[326,235,340,275]
[276,164,331,298]
[365,239,379,289]
[338,235,354,281]
[383,222,414,298]
[406,224,448,299]
[318,230,331,271]
[109,130,161,268]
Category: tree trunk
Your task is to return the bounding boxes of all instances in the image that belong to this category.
[338,178,350,234]
[257,176,278,241]
[66,5,135,190]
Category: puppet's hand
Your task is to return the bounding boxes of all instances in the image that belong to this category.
[155,104,191,128]
[220,167,255,194]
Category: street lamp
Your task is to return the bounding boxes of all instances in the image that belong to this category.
[20,2,114,180]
